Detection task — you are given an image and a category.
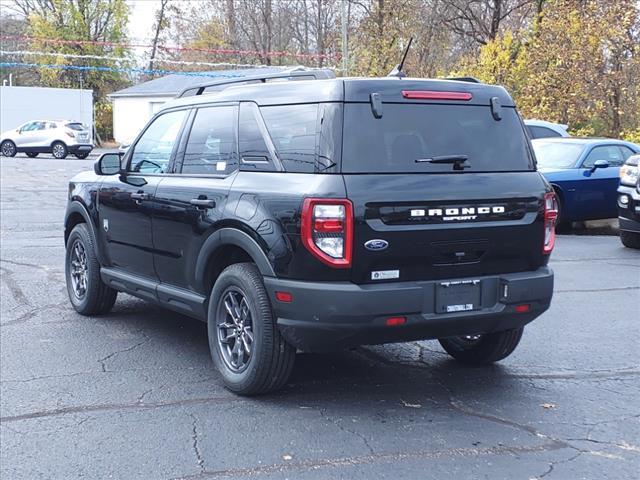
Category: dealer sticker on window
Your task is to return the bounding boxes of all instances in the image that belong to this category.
[371,270,399,280]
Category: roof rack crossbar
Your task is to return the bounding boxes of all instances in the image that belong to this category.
[177,69,335,98]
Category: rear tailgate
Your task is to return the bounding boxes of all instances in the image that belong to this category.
[340,87,549,284]
[344,172,547,284]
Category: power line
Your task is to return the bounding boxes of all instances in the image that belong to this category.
[0,62,243,78]
[0,35,340,60]
[0,50,280,69]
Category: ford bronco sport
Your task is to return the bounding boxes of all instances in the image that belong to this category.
[64,71,556,395]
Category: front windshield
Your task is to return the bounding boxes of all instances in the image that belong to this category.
[532,141,585,169]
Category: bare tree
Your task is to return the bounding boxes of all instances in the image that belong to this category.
[149,0,170,71]
[440,0,537,45]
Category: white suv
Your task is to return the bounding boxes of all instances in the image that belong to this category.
[1,120,93,159]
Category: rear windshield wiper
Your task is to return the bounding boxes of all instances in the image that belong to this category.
[415,155,469,171]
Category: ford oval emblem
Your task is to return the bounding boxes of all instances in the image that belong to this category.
[364,239,389,251]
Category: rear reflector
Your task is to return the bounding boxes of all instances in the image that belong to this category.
[515,304,530,313]
[402,90,473,101]
[275,291,293,303]
[385,316,407,326]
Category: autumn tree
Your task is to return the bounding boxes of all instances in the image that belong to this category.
[23,0,131,100]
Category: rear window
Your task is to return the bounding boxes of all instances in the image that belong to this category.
[527,125,562,139]
[66,123,85,131]
[342,104,533,173]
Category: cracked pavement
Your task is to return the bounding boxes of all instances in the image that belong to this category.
[1,155,639,479]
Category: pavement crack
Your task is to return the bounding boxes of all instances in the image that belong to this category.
[1,300,69,327]
[97,332,150,372]
[0,396,240,423]
[317,408,375,455]
[0,265,31,307]
[536,450,583,479]
[190,413,206,473]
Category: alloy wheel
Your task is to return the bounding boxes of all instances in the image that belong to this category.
[1,142,16,156]
[216,288,255,373]
[69,239,88,299]
[53,143,66,158]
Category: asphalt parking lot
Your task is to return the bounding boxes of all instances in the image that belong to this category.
[1,154,639,480]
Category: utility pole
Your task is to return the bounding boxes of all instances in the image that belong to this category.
[341,0,348,76]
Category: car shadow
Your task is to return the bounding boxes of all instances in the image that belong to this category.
[107,296,527,408]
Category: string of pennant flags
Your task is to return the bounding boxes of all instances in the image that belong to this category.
[0,34,340,61]
[0,62,245,78]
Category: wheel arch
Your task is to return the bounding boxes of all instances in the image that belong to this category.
[196,228,276,295]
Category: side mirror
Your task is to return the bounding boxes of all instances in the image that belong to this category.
[590,159,609,173]
[94,153,123,176]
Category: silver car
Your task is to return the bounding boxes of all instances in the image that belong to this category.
[0,120,93,159]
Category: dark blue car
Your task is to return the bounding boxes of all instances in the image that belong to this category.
[532,138,640,224]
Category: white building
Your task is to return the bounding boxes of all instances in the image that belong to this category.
[0,85,93,132]
[108,68,288,145]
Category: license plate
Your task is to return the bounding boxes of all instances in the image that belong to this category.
[435,280,481,314]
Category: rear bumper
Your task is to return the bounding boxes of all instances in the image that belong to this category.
[264,267,554,352]
[617,184,640,233]
[68,144,93,154]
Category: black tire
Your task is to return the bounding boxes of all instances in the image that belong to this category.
[26,152,38,158]
[65,223,117,315]
[208,263,295,395]
[439,327,524,365]
[620,230,640,249]
[74,152,90,159]
[52,141,68,159]
[1,140,17,157]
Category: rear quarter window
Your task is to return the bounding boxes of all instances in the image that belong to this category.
[342,104,533,173]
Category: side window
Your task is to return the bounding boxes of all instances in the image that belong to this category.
[181,106,237,175]
[528,126,561,139]
[20,122,35,132]
[619,146,636,162]
[34,122,46,131]
[583,145,624,168]
[129,109,187,174]
[238,102,277,171]
[261,104,319,173]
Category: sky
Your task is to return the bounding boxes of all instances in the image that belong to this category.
[126,0,161,42]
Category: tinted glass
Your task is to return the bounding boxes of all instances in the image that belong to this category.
[342,104,533,173]
[261,104,318,173]
[528,125,562,139]
[129,109,187,173]
[182,106,237,175]
[619,146,636,161]
[66,123,85,131]
[21,122,36,131]
[582,145,624,168]
[532,141,585,169]
[239,102,274,171]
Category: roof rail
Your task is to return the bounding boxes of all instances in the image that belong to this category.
[443,77,481,83]
[177,68,336,98]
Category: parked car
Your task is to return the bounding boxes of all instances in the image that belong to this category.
[617,154,640,248]
[64,71,556,395]
[0,120,93,159]
[533,138,640,224]
[524,119,570,139]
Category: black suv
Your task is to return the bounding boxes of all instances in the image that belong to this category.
[64,71,556,395]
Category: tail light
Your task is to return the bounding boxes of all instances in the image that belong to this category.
[543,192,558,254]
[301,198,353,268]
[65,130,75,139]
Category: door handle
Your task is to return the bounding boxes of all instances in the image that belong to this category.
[131,192,150,201]
[190,198,216,208]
